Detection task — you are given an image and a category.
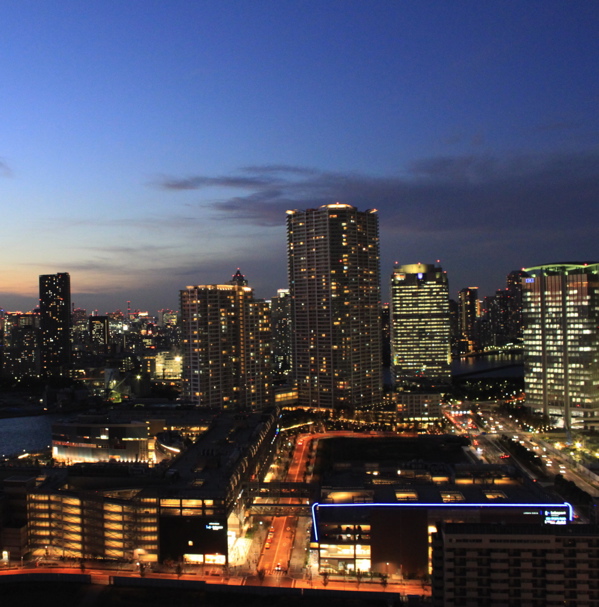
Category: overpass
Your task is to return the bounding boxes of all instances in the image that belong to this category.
[242,481,315,515]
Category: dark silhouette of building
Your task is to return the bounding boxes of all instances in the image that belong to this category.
[458,287,479,353]
[506,269,526,343]
[39,272,72,376]
[475,270,526,350]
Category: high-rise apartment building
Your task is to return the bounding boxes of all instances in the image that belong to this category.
[523,263,599,430]
[286,203,382,411]
[3,312,40,379]
[39,272,72,375]
[269,288,293,383]
[180,270,272,410]
[390,263,451,385]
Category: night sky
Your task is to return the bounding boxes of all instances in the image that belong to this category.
[1,1,598,313]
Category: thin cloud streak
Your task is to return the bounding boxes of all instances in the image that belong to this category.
[153,151,598,238]
[156,175,274,191]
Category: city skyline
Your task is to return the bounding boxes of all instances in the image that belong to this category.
[1,2,598,313]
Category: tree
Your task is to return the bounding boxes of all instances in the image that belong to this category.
[380,572,388,590]
[356,569,363,588]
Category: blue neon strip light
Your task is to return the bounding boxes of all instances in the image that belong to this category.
[310,501,574,542]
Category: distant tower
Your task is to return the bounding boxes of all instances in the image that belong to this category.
[89,316,110,356]
[506,269,526,343]
[180,271,272,410]
[286,203,382,411]
[390,263,451,385]
[270,289,293,382]
[523,263,599,431]
[458,287,479,352]
[39,272,72,376]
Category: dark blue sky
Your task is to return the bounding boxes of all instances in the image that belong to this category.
[1,1,598,312]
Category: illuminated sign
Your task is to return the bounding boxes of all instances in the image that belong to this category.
[544,509,568,525]
[525,278,535,283]
[206,522,224,531]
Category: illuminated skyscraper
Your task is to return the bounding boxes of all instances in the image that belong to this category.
[180,270,272,410]
[390,263,451,385]
[39,272,72,375]
[286,203,382,411]
[523,263,599,430]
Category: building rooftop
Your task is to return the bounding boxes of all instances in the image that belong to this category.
[438,522,599,537]
[318,435,564,509]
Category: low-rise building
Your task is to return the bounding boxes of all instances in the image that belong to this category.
[29,408,279,564]
[311,435,572,578]
[52,416,164,464]
[432,522,599,607]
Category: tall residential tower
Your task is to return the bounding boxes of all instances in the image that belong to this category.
[180,270,272,410]
[390,263,451,385]
[523,263,599,430]
[286,203,382,411]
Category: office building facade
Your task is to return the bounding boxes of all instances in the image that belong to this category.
[390,263,451,385]
[39,272,72,375]
[286,203,382,411]
[523,263,599,430]
[180,271,272,410]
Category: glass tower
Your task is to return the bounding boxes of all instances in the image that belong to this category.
[523,263,599,430]
[286,203,382,411]
[390,263,451,385]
